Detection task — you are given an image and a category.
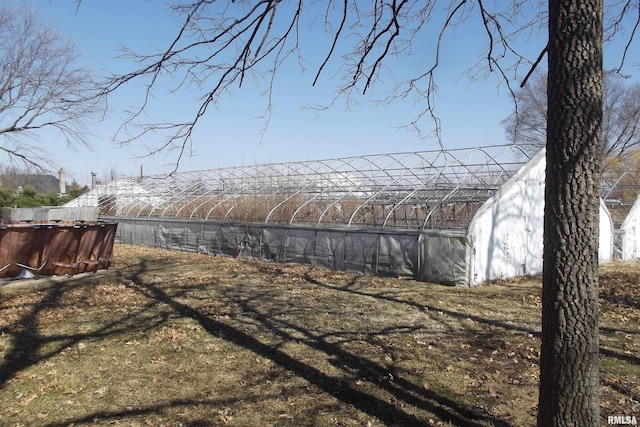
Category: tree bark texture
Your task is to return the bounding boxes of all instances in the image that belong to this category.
[538,1,603,426]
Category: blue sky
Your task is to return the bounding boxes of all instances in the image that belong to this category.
[20,1,640,185]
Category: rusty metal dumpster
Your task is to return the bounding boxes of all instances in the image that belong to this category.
[0,207,117,278]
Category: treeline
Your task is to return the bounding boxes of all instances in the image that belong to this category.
[0,184,83,208]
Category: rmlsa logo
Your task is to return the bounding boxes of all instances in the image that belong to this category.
[608,415,638,425]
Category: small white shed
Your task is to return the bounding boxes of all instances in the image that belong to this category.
[468,150,614,286]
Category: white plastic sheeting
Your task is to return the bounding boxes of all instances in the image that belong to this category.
[468,150,613,285]
[615,194,640,260]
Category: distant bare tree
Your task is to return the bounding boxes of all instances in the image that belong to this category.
[0,5,100,170]
[602,148,640,203]
[504,71,640,158]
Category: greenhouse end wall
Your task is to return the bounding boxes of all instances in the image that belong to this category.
[468,149,614,286]
[616,194,640,260]
[106,217,471,286]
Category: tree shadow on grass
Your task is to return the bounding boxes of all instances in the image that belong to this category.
[0,269,177,388]
[3,256,637,426]
[305,273,542,336]
[117,260,514,427]
[0,284,66,387]
[600,287,640,310]
[2,260,518,426]
[306,273,640,367]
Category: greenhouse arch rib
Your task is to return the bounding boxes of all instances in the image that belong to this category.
[418,146,525,229]
[344,152,425,228]
[77,144,531,228]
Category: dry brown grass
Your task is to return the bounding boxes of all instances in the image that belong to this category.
[0,245,638,426]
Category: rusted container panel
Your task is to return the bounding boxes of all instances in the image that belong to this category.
[0,222,117,278]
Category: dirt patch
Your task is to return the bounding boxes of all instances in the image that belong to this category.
[0,245,638,426]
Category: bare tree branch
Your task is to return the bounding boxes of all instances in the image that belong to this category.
[520,43,548,87]
[0,4,102,171]
[96,0,637,170]
[313,0,348,87]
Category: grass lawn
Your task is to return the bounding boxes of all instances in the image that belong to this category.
[0,244,638,426]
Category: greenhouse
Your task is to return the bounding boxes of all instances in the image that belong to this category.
[66,144,626,286]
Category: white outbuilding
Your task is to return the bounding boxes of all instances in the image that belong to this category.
[468,149,613,285]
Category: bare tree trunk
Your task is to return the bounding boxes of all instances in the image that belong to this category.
[538,1,603,426]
